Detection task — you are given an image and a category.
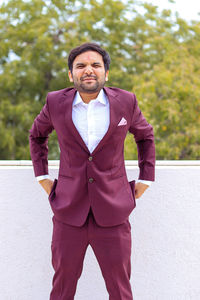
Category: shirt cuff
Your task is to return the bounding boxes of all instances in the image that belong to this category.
[36,175,50,181]
[137,179,152,186]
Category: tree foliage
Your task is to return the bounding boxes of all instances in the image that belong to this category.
[0,0,199,159]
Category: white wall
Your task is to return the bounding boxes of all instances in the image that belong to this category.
[0,161,200,300]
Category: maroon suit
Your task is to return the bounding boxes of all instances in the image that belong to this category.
[29,87,155,299]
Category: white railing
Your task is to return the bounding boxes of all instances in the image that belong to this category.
[0,159,200,166]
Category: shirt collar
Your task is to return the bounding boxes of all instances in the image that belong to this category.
[73,89,108,106]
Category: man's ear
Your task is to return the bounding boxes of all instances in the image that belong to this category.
[105,70,109,81]
[68,70,73,82]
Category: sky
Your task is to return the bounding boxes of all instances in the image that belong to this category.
[0,0,199,23]
[0,0,199,21]
[143,0,200,22]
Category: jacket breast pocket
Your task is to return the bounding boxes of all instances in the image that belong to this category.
[113,124,127,135]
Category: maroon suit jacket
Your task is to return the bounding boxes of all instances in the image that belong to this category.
[29,87,155,227]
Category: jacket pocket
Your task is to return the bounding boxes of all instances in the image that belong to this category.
[129,180,136,203]
[48,179,58,201]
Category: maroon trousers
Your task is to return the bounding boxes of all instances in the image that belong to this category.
[50,209,133,300]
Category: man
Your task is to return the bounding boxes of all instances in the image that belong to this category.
[29,43,155,300]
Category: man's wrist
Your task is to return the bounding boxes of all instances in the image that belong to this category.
[36,175,50,182]
[137,179,152,186]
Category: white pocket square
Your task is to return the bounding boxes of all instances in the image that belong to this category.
[118,117,127,126]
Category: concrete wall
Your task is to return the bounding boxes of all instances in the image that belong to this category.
[0,161,200,300]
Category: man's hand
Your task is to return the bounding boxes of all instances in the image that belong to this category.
[135,182,149,199]
[39,179,54,195]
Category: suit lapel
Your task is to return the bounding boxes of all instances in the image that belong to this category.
[61,87,123,155]
[62,88,90,153]
[92,87,122,155]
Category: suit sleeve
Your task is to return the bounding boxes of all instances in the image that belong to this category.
[29,95,54,177]
[129,94,155,181]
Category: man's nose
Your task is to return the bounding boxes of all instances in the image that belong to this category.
[85,66,93,75]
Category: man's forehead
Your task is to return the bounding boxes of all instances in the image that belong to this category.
[74,51,103,64]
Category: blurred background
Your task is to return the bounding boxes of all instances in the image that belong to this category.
[0,0,199,160]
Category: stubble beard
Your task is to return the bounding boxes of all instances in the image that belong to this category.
[73,76,106,94]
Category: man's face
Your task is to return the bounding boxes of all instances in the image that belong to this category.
[68,51,109,94]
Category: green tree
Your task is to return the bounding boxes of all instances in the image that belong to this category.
[125,17,200,159]
[0,0,199,159]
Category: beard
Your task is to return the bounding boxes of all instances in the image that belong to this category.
[72,75,106,94]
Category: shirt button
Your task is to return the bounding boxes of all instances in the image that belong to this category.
[88,156,93,161]
[88,178,94,183]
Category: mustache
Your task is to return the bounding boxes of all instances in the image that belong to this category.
[81,75,97,81]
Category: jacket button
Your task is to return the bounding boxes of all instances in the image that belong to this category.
[88,178,94,183]
[88,156,93,161]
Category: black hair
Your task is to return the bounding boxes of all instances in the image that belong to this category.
[68,43,111,73]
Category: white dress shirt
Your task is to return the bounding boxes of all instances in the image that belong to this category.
[72,89,110,153]
[37,89,152,186]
